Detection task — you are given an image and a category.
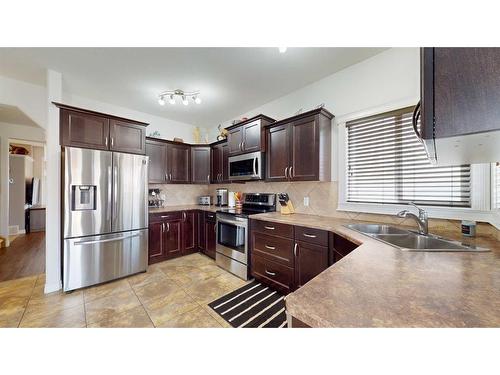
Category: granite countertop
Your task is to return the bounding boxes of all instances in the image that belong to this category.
[149,205,218,214]
[251,212,500,327]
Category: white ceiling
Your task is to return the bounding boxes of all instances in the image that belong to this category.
[0,48,386,127]
[0,104,40,127]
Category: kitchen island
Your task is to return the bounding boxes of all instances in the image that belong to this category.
[251,212,500,328]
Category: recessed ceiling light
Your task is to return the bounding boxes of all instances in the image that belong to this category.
[278,47,287,53]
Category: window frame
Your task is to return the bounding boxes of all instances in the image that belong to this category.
[336,104,496,225]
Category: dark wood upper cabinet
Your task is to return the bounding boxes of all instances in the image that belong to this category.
[226,115,275,156]
[266,108,332,182]
[266,124,290,181]
[423,48,500,140]
[419,48,500,164]
[60,109,110,150]
[227,126,244,155]
[167,143,191,184]
[146,139,167,183]
[56,103,148,154]
[191,146,211,184]
[211,141,229,183]
[109,119,146,154]
[290,116,319,181]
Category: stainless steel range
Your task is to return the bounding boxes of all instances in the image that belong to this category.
[215,193,276,280]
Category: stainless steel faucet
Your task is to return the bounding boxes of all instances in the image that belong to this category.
[397,202,429,235]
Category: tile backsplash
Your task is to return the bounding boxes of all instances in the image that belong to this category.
[150,181,499,239]
[149,184,209,206]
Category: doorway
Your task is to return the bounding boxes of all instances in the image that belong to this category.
[0,139,46,282]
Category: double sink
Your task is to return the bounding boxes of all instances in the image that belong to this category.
[345,224,489,252]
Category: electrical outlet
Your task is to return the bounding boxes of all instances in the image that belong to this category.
[303,196,310,207]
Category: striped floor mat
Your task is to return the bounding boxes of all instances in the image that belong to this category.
[208,281,287,328]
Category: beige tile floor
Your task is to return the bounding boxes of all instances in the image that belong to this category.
[0,253,248,328]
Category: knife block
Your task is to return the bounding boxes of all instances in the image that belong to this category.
[280,201,295,215]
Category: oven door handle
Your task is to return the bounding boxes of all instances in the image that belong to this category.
[253,156,257,176]
[216,218,248,228]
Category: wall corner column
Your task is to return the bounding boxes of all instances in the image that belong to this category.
[44,70,62,293]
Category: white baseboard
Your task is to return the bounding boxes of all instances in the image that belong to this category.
[44,281,62,294]
[8,225,18,235]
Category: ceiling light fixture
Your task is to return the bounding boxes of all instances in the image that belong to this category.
[278,47,287,53]
[157,89,201,106]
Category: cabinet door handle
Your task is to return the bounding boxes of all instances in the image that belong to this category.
[166,222,170,232]
[105,137,108,147]
[214,223,217,232]
[284,167,289,179]
[265,270,276,277]
[111,137,114,147]
[264,226,275,230]
[169,173,172,181]
[294,242,298,257]
[160,215,170,218]
[289,166,293,179]
[207,174,210,183]
[242,141,245,150]
[412,101,422,141]
[182,212,186,222]
[162,222,165,232]
[164,173,168,181]
[265,245,276,250]
[303,233,317,238]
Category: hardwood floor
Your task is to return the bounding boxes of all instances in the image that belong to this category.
[0,232,45,282]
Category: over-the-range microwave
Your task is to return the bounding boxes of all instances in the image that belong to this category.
[228,151,263,181]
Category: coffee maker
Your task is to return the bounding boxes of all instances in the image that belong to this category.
[215,188,228,206]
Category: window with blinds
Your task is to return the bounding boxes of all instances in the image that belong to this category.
[346,106,471,207]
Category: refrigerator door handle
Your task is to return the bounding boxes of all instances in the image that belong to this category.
[74,233,141,246]
[113,163,118,222]
[107,164,112,222]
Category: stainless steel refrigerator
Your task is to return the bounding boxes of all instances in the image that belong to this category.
[62,147,148,292]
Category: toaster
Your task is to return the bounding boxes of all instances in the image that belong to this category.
[198,196,211,206]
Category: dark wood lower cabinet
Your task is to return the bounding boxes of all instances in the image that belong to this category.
[294,241,328,289]
[149,210,217,264]
[250,219,357,293]
[164,219,182,258]
[182,211,197,254]
[148,221,165,263]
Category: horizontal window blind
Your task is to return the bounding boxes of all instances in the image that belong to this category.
[346,106,471,207]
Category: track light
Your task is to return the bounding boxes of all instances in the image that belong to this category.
[158,89,201,106]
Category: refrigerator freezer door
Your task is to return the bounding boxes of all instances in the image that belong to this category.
[63,229,148,291]
[64,147,112,238]
[112,152,148,232]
